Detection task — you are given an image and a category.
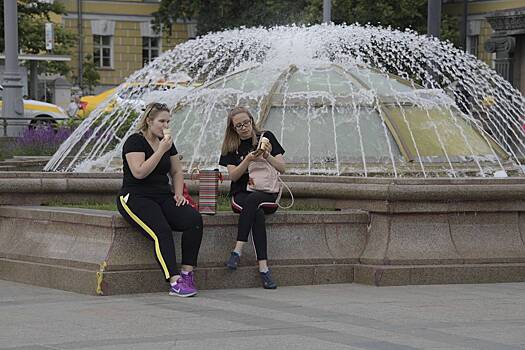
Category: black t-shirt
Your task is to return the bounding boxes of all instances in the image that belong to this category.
[219,131,285,195]
[121,133,178,194]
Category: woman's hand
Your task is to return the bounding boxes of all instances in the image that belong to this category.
[261,141,272,159]
[245,151,260,162]
[174,193,188,206]
[158,135,173,154]
[261,141,272,154]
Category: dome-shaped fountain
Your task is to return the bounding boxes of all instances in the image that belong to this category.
[170,63,509,176]
[6,24,525,293]
[44,24,525,177]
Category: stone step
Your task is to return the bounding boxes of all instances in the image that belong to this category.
[0,165,16,171]
[0,206,367,295]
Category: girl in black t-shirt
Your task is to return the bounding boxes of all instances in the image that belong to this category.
[117,102,203,297]
[219,107,286,289]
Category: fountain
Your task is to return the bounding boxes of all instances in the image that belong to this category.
[2,24,525,295]
[43,24,525,177]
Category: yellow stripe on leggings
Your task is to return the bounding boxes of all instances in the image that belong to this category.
[119,195,170,279]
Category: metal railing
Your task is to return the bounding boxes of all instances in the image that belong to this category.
[0,117,54,137]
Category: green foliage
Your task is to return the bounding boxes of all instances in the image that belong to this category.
[0,145,13,161]
[82,55,101,95]
[154,0,459,46]
[0,1,77,76]
[153,0,310,36]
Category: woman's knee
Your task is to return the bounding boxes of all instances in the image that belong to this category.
[152,224,174,241]
[255,208,266,221]
[244,193,264,209]
[188,208,203,229]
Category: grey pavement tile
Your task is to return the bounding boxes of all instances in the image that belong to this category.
[0,347,61,350]
[77,343,177,350]
[172,334,364,350]
[2,280,525,350]
[435,324,525,346]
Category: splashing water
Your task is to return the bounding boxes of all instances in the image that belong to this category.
[44,24,525,177]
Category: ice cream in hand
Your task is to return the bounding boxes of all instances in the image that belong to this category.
[163,128,172,139]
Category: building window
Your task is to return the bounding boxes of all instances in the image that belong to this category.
[143,37,160,66]
[467,35,479,57]
[93,35,113,68]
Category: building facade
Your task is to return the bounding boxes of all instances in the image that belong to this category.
[444,0,525,96]
[56,0,195,93]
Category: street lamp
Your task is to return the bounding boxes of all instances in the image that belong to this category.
[427,0,442,38]
[323,0,331,24]
[2,0,24,121]
[462,0,468,51]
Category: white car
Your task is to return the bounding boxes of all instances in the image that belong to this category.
[0,84,68,137]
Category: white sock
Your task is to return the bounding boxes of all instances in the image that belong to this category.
[170,275,181,286]
[181,270,190,276]
[259,267,269,273]
[233,250,241,256]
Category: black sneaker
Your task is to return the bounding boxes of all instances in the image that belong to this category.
[260,270,277,289]
[226,252,240,270]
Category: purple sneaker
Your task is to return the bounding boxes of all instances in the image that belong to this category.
[169,276,197,297]
[181,271,197,290]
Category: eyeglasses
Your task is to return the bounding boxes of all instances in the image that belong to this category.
[234,120,252,130]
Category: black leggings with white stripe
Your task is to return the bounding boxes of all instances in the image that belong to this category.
[232,191,278,261]
[116,192,203,280]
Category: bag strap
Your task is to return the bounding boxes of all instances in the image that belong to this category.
[276,177,294,209]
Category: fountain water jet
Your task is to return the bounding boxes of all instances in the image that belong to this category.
[44,24,525,177]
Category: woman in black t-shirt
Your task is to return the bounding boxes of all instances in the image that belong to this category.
[117,102,203,297]
[219,106,285,289]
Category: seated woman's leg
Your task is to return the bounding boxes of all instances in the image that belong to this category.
[160,197,203,296]
[236,191,277,243]
[116,193,178,281]
[160,198,203,269]
[228,191,279,288]
[252,208,268,261]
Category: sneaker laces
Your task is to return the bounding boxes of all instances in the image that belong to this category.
[181,272,195,289]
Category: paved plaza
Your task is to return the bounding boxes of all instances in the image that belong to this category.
[1,280,524,350]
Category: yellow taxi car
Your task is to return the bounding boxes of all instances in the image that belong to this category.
[80,79,199,117]
[0,85,68,136]
[79,87,116,116]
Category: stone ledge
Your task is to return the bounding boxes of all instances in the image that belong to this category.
[355,263,525,286]
[0,206,369,226]
[0,258,355,295]
[3,173,525,213]
[360,212,525,265]
[0,206,366,295]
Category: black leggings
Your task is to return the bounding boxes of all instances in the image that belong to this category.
[232,191,278,261]
[116,192,203,280]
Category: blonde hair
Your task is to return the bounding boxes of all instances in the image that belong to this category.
[221,106,260,155]
[136,102,170,132]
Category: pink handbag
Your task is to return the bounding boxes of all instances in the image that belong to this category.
[247,132,280,193]
[246,132,294,209]
[247,159,280,193]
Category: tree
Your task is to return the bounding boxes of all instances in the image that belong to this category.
[154,0,458,46]
[0,0,77,76]
[303,0,458,45]
[153,0,310,36]
[81,55,100,95]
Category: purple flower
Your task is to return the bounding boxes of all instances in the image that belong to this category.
[8,125,74,156]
